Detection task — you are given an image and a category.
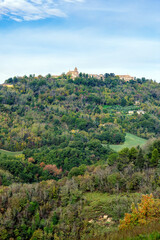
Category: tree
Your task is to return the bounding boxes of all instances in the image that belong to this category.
[135,148,145,170]
[107,153,119,166]
[104,73,110,78]
[119,194,160,230]
[150,148,159,167]
[129,147,138,162]
[68,165,86,178]
[30,229,44,240]
[43,164,62,176]
[121,97,127,107]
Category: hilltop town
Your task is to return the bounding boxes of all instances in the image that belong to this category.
[66,67,135,81]
[1,67,137,86]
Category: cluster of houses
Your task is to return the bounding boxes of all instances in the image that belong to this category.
[118,75,135,81]
[1,67,136,86]
[66,67,105,80]
[66,67,135,81]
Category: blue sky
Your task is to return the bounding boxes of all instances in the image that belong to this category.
[0,0,160,83]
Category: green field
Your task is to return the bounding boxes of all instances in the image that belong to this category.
[0,149,22,156]
[109,133,147,152]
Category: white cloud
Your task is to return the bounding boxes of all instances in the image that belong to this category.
[0,0,84,21]
[64,0,84,2]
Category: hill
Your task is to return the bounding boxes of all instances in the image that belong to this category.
[0,73,160,239]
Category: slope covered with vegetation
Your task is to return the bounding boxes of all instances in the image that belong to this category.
[0,73,160,239]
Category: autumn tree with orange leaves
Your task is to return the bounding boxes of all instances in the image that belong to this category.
[43,164,62,176]
[119,194,160,230]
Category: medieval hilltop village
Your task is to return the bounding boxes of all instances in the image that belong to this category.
[66,67,135,81]
[31,67,135,81]
[2,67,137,85]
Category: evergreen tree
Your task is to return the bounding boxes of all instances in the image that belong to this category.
[150,148,159,167]
[135,148,145,170]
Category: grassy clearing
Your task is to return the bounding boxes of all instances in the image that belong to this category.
[82,192,141,239]
[0,149,22,156]
[84,192,141,223]
[109,133,147,152]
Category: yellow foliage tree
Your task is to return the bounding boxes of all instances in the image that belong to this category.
[119,194,160,230]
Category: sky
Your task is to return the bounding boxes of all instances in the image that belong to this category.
[0,0,160,83]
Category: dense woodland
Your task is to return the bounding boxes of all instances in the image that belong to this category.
[0,73,160,239]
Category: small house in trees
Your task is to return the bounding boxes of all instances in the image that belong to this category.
[137,110,145,115]
[118,75,135,81]
[128,111,134,115]
[88,73,104,80]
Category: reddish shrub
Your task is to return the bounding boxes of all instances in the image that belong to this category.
[43,164,62,176]
[28,157,35,163]
[40,162,45,168]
